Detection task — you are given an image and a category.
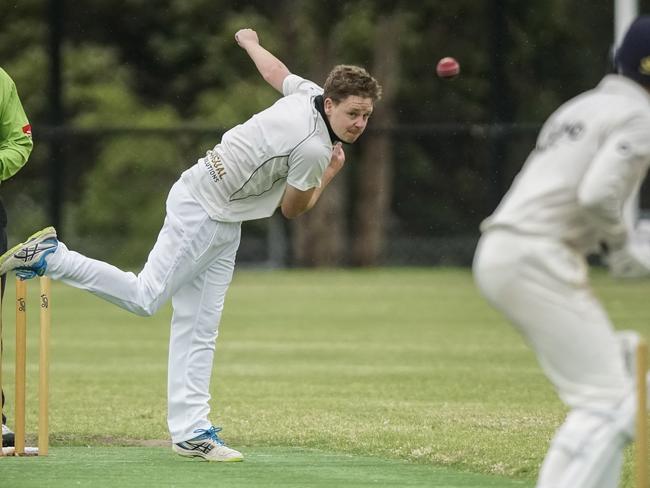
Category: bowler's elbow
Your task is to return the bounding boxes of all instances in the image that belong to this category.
[281,186,315,220]
[281,204,307,220]
[281,209,298,220]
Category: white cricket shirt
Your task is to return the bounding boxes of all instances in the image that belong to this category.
[181,74,333,222]
[482,75,650,253]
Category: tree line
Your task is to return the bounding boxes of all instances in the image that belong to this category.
[0,0,629,266]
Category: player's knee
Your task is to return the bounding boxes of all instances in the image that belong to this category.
[135,299,163,317]
[130,293,164,317]
[552,397,635,455]
[133,305,155,317]
[130,277,168,316]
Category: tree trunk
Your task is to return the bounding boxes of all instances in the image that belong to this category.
[292,176,347,266]
[351,15,401,266]
[288,17,347,267]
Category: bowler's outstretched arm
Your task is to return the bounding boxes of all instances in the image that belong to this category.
[235,28,290,93]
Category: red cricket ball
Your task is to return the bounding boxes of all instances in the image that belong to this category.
[436,57,460,79]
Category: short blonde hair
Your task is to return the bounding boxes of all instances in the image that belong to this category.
[323,65,382,103]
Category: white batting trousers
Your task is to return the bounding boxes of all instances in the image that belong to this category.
[44,179,241,443]
[473,229,634,488]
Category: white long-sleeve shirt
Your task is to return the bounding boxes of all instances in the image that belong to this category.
[481,75,650,253]
[181,74,332,222]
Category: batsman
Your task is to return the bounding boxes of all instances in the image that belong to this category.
[0,29,381,461]
[474,17,650,488]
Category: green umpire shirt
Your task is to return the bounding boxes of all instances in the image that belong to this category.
[0,67,32,183]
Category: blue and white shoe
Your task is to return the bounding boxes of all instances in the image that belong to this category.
[172,426,243,462]
[0,226,58,279]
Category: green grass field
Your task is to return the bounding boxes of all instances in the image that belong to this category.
[1,268,649,487]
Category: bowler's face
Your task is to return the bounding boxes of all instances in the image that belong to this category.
[325,96,374,143]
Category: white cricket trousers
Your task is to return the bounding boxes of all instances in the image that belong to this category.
[45,179,241,443]
[473,229,635,488]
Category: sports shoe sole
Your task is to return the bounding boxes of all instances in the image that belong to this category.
[0,226,57,276]
[172,444,244,462]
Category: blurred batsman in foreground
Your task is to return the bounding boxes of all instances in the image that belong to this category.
[0,29,381,461]
[474,17,650,488]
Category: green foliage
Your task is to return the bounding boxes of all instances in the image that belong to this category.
[2,0,649,264]
[193,80,279,127]
[71,134,181,266]
[59,44,184,265]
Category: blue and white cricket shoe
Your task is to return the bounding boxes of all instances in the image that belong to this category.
[173,426,243,462]
[0,226,58,279]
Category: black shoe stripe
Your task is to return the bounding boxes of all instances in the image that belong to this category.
[177,440,214,455]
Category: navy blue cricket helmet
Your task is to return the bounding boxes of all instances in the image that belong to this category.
[615,16,650,85]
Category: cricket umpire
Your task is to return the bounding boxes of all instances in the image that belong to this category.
[0,67,33,449]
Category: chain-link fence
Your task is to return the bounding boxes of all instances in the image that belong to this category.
[9,122,647,269]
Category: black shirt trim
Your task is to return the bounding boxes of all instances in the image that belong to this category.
[314,95,342,144]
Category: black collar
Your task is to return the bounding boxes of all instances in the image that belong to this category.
[314,95,342,144]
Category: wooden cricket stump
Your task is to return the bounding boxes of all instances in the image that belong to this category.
[0,277,51,457]
[637,338,648,488]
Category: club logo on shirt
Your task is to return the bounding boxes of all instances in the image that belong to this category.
[203,149,226,183]
[640,56,650,76]
[535,121,584,152]
[22,124,32,137]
